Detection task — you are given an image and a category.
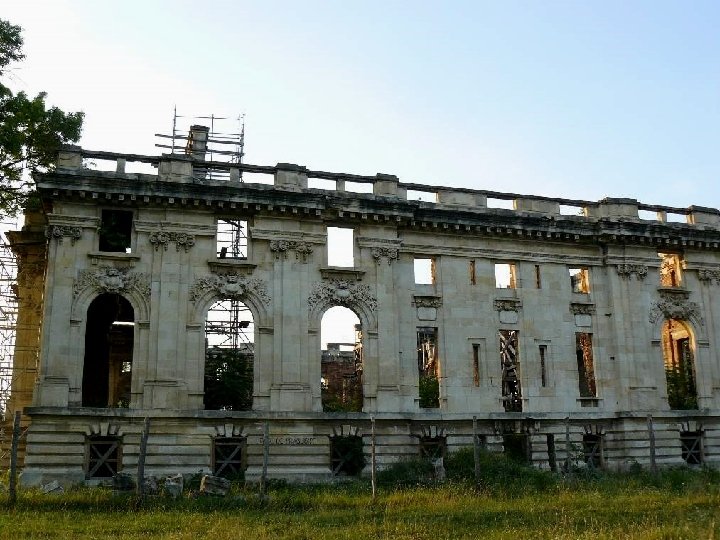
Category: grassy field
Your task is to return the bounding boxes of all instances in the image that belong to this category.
[2,452,720,539]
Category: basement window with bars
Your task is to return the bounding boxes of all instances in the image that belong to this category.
[85,435,122,479]
[582,434,603,469]
[330,435,366,476]
[213,437,247,478]
[419,436,447,460]
[680,431,703,465]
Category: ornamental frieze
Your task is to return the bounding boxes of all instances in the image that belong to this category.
[649,289,703,325]
[413,295,443,309]
[494,298,522,312]
[371,247,399,265]
[189,272,270,305]
[308,280,377,312]
[616,264,648,280]
[269,240,314,261]
[697,268,720,285]
[148,230,196,252]
[46,225,82,245]
[73,265,150,299]
[570,302,595,316]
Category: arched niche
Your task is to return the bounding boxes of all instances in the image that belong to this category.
[81,293,134,408]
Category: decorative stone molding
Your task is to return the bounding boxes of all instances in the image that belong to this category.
[616,264,648,280]
[413,295,443,309]
[45,225,82,245]
[697,268,720,284]
[308,280,377,313]
[148,230,196,252]
[269,239,314,261]
[86,422,122,437]
[494,298,522,312]
[649,289,703,325]
[214,424,245,438]
[331,424,361,438]
[570,302,596,316]
[371,246,399,265]
[189,272,270,305]
[73,265,150,299]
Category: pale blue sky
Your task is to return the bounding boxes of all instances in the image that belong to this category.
[5,1,720,207]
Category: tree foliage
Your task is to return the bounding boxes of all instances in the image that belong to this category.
[0,19,84,215]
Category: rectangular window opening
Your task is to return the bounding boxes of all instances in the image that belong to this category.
[327,227,354,267]
[407,190,438,203]
[418,327,439,408]
[559,204,584,216]
[345,181,373,194]
[86,435,122,479]
[534,265,542,289]
[495,263,517,289]
[213,437,248,478]
[539,344,548,387]
[666,212,688,224]
[99,209,133,253]
[659,252,683,287]
[414,258,435,285]
[547,434,557,472]
[500,329,521,412]
[569,267,590,293]
[503,433,529,463]
[680,431,703,465]
[469,260,476,285]
[217,219,248,259]
[576,333,597,398]
[487,197,515,210]
[472,344,480,387]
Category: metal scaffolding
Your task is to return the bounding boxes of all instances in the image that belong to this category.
[0,220,18,420]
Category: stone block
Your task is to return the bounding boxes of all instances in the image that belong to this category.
[200,475,230,496]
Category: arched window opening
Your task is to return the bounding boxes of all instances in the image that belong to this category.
[82,293,134,408]
[204,299,254,410]
[662,319,697,410]
[321,307,362,412]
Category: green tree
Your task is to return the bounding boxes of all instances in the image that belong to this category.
[0,19,83,215]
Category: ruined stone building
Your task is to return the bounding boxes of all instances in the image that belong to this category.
[6,126,720,485]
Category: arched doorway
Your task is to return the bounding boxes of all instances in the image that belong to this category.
[662,319,697,410]
[82,293,134,407]
[204,299,254,410]
[320,306,363,412]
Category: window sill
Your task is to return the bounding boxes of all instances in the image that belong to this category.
[88,252,140,266]
[577,397,601,408]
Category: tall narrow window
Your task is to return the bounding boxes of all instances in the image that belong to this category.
[662,319,697,410]
[576,333,596,397]
[499,329,521,412]
[539,344,548,387]
[217,219,248,259]
[495,263,517,289]
[534,265,542,289]
[569,268,590,293]
[414,258,435,285]
[659,252,683,287]
[321,307,363,412]
[327,227,354,267]
[417,327,439,408]
[469,260,476,285]
[99,209,132,253]
[472,344,480,387]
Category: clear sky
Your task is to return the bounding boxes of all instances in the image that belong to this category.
[4,1,720,208]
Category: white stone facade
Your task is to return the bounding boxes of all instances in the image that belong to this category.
[11,142,720,486]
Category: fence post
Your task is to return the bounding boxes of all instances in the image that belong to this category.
[564,416,571,472]
[647,414,657,474]
[136,417,150,500]
[8,411,21,505]
[260,421,269,497]
[472,416,480,487]
[371,416,377,501]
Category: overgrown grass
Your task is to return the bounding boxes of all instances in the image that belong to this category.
[2,454,720,539]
